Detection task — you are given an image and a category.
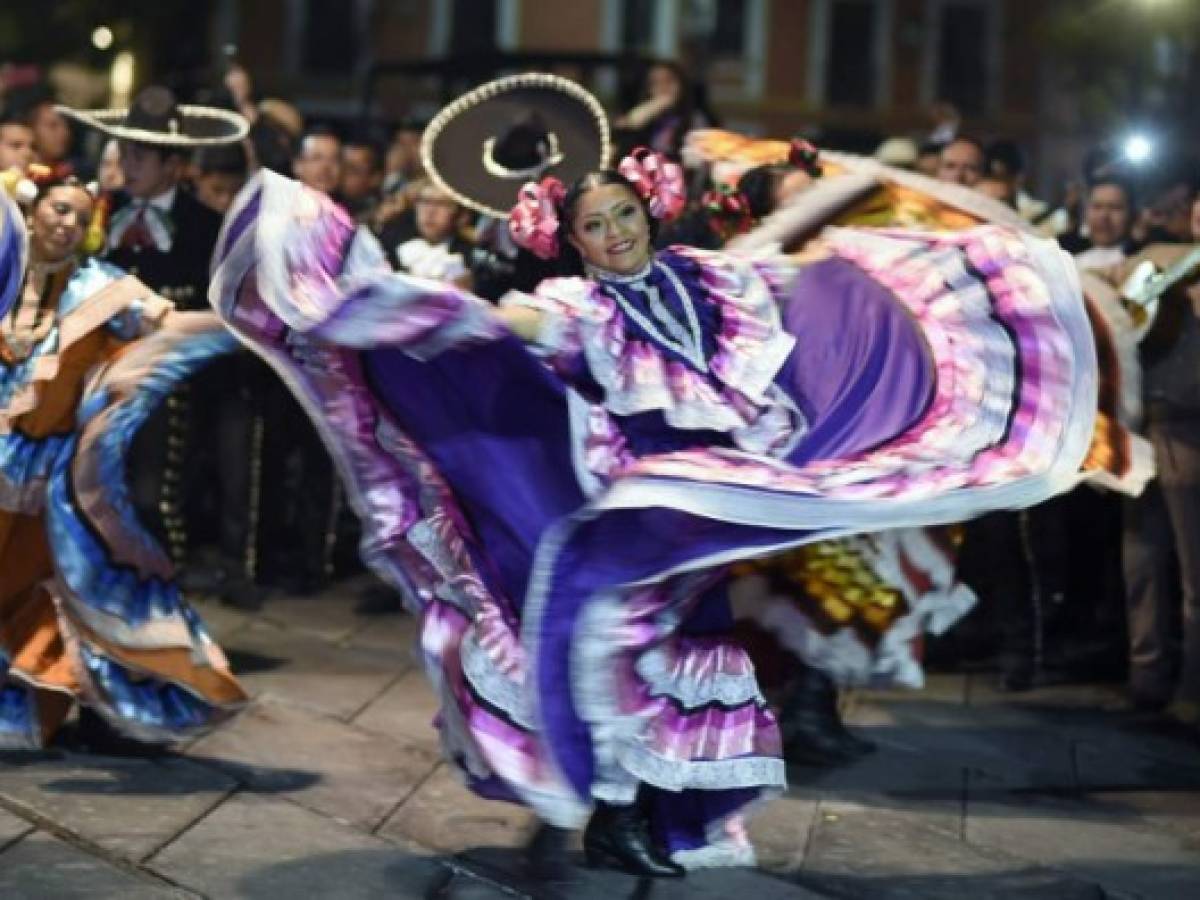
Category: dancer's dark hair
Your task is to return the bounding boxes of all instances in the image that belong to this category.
[29,173,91,209]
[737,164,790,220]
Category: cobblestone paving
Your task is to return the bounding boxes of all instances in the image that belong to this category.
[2,577,1197,898]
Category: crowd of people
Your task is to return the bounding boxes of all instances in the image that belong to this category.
[2,56,1198,880]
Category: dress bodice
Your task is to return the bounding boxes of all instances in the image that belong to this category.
[588,253,724,375]
[1,260,170,439]
[505,246,802,470]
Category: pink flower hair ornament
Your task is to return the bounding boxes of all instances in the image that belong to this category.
[617,147,687,222]
[508,176,566,260]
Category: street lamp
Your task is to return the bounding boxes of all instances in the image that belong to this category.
[1123,133,1154,165]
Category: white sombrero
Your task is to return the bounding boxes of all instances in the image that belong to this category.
[58,85,247,148]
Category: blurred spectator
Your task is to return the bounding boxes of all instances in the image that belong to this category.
[96,138,123,192]
[391,179,474,289]
[293,128,341,197]
[223,63,258,126]
[192,143,248,215]
[383,117,425,194]
[977,174,1016,207]
[987,138,1049,225]
[0,106,34,174]
[874,137,918,170]
[1114,197,1200,729]
[91,87,228,586]
[1134,181,1196,245]
[915,141,943,179]
[1015,180,1140,690]
[9,84,73,177]
[258,99,304,141]
[615,61,714,159]
[937,137,986,187]
[1074,178,1136,271]
[1045,179,1086,248]
[927,100,960,146]
[248,114,296,178]
[218,62,305,152]
[340,132,384,220]
[258,125,346,597]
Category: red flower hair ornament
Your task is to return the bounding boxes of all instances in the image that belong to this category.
[788,139,823,180]
[617,147,686,221]
[702,182,754,241]
[508,176,566,260]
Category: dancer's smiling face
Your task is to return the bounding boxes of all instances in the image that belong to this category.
[29,185,92,263]
[567,183,652,276]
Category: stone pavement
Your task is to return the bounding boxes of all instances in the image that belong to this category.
[1,577,1198,899]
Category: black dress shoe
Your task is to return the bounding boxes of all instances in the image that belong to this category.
[583,801,685,878]
[69,708,171,758]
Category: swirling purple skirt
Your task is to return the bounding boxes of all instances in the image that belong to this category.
[211,171,1096,863]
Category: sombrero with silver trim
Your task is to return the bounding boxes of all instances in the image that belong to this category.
[58,85,248,148]
[422,72,611,219]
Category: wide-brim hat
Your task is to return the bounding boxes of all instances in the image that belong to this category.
[58,85,247,148]
[422,72,611,219]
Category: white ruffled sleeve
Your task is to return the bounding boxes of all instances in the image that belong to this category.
[500,277,614,385]
[669,246,797,404]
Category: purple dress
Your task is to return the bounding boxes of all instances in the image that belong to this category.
[211,171,1097,865]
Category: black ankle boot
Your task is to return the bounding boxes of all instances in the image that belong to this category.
[780,668,873,766]
[822,690,876,757]
[583,801,685,878]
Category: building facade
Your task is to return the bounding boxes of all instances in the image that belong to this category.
[223,0,1059,178]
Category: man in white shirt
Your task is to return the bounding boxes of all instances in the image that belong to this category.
[95,87,251,605]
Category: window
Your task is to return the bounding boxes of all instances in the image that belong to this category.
[826,0,877,108]
[621,0,658,53]
[935,3,989,115]
[709,0,747,58]
[450,0,498,55]
[302,0,359,75]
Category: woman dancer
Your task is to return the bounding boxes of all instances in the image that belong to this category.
[211,75,1097,877]
[689,130,1151,695]
[0,175,244,751]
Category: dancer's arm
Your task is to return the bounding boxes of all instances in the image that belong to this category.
[493,303,546,342]
[105,287,174,341]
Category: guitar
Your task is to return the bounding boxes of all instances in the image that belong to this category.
[1120,244,1200,340]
